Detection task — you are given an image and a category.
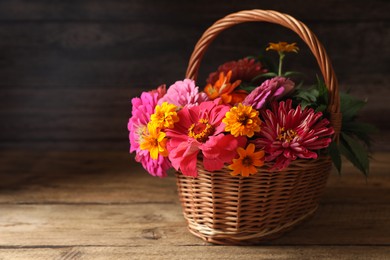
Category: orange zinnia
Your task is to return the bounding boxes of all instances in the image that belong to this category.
[228,143,265,177]
[223,103,261,138]
[204,70,247,105]
[266,42,299,53]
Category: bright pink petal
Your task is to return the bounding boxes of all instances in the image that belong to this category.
[168,140,200,177]
[128,89,173,177]
[203,157,225,172]
[158,79,209,107]
[201,134,246,170]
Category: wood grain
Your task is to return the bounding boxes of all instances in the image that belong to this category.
[0,3,388,257]
[0,246,389,260]
[0,151,389,204]
[0,151,389,258]
[0,0,387,22]
[1,202,389,246]
[0,0,388,151]
[0,21,387,88]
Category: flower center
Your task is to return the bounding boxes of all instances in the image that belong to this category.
[277,127,298,142]
[136,125,147,143]
[140,134,159,157]
[242,156,253,167]
[188,118,215,142]
[239,115,250,125]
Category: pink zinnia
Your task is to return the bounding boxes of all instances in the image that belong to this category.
[206,58,267,85]
[128,87,170,177]
[255,99,334,170]
[165,100,246,177]
[157,79,208,108]
[242,76,295,110]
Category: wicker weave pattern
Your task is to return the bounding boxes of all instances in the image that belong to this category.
[176,158,331,244]
[176,9,340,245]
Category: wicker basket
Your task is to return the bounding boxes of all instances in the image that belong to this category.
[176,9,342,245]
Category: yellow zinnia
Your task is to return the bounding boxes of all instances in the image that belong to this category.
[223,103,261,137]
[266,42,299,53]
[140,122,168,159]
[150,102,179,129]
[229,143,265,177]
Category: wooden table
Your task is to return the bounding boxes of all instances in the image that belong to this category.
[0,151,389,259]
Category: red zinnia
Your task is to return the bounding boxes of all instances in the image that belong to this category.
[165,100,246,177]
[206,58,267,85]
[255,99,334,170]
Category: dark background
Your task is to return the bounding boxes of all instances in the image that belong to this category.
[0,0,389,153]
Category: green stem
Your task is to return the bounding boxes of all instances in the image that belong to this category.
[278,52,285,76]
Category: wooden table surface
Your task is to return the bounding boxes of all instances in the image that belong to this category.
[0,151,389,259]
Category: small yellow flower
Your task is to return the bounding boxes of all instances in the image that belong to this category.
[228,143,265,177]
[223,103,261,137]
[140,122,168,159]
[150,102,179,129]
[266,42,299,53]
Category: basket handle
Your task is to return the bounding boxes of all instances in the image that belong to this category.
[185,9,341,136]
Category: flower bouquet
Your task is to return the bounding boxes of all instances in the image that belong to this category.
[128,10,372,244]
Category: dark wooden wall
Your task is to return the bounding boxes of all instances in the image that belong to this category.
[0,0,389,152]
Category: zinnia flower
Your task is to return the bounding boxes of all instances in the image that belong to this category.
[150,102,179,129]
[206,58,267,85]
[255,99,334,170]
[165,100,246,177]
[229,143,265,177]
[266,42,299,53]
[223,103,261,138]
[204,70,247,105]
[242,76,295,110]
[157,79,208,108]
[139,122,169,159]
[128,89,171,177]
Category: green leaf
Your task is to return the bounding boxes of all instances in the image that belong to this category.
[328,141,342,174]
[315,104,327,113]
[342,121,377,147]
[340,92,367,120]
[292,78,329,113]
[283,71,304,77]
[238,83,257,93]
[340,133,370,176]
[255,52,278,73]
[316,76,329,105]
[295,88,318,103]
[300,100,311,110]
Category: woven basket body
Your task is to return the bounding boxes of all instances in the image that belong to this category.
[176,9,341,245]
[176,157,331,244]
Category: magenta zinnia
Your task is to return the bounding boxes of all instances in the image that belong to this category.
[254,99,334,170]
[242,76,295,110]
[165,100,246,177]
[128,89,171,177]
